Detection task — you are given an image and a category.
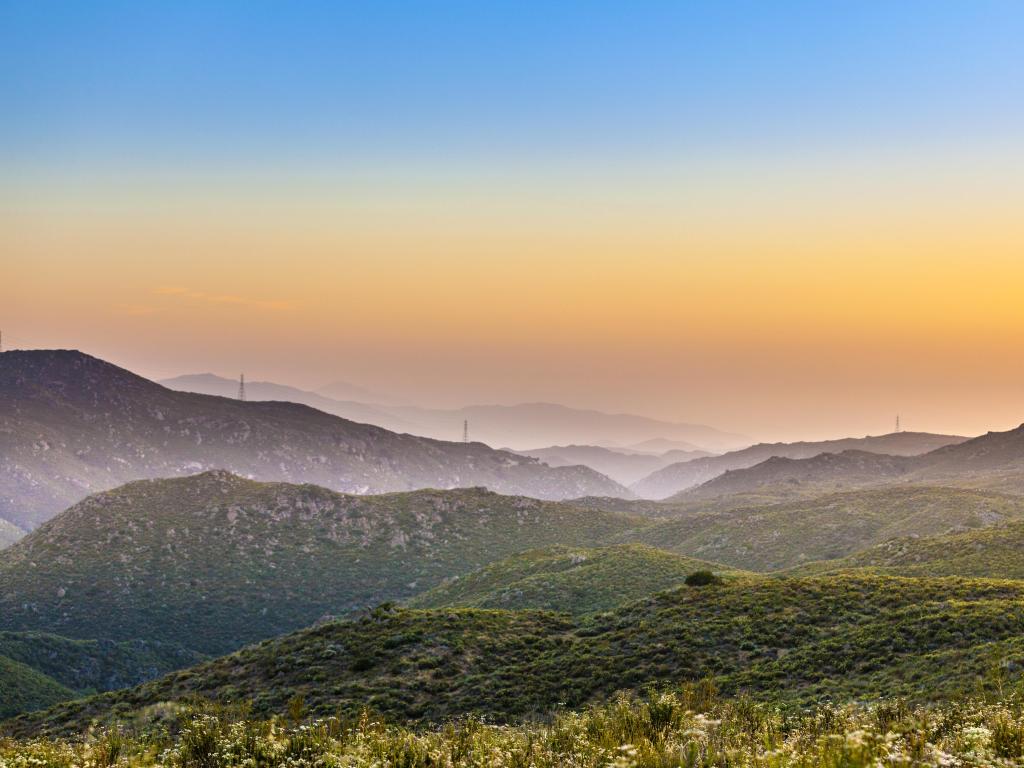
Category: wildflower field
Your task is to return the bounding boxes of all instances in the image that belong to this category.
[5,688,1024,768]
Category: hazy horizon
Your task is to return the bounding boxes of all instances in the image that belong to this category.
[4,2,1023,442]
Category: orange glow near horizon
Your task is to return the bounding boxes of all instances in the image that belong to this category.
[4,147,1024,442]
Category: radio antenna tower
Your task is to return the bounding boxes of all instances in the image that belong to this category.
[896,414,900,433]
[238,374,246,402]
[463,420,469,443]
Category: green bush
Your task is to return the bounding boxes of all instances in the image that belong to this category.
[684,570,721,587]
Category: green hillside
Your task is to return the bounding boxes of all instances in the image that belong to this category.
[0,632,202,694]
[0,473,646,655]
[801,519,1024,579]
[0,656,73,720]
[12,573,1024,736]
[408,544,738,614]
[618,486,1024,570]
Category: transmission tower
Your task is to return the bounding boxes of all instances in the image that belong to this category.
[463,419,469,443]
[238,374,246,401]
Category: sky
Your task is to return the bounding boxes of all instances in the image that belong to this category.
[2,1,1023,441]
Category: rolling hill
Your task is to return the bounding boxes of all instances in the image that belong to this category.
[617,486,1024,571]
[11,573,1024,735]
[632,432,969,499]
[0,632,202,695]
[408,544,737,615]
[0,349,629,529]
[0,472,646,654]
[803,518,1024,580]
[0,656,73,721]
[0,631,202,718]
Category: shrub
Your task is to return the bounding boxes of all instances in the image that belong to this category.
[685,570,721,587]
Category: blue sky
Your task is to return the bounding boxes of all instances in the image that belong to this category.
[3,1,1022,170]
[4,2,1024,439]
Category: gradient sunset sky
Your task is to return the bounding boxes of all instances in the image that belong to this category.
[3,1,1023,441]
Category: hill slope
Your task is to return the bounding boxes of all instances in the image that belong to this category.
[0,657,73,721]
[0,349,629,529]
[0,473,646,654]
[12,574,1024,735]
[912,423,1024,493]
[632,432,968,500]
[683,450,916,500]
[0,632,202,695]
[805,519,1024,579]
[408,544,736,614]
[618,486,1024,571]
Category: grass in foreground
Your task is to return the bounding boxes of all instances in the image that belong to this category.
[6,688,1024,767]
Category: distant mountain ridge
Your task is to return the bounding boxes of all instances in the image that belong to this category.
[513,444,713,486]
[668,424,1024,501]
[159,373,418,433]
[0,350,629,529]
[161,372,746,452]
[632,431,970,499]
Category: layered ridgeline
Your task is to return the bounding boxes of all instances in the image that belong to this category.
[656,425,1024,503]
[0,473,646,655]
[512,445,713,486]
[0,349,629,530]
[159,373,424,435]
[12,574,1024,735]
[162,373,747,453]
[408,544,739,615]
[632,432,968,499]
[618,486,1024,571]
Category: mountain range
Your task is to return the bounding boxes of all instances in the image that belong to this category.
[511,444,713,485]
[668,424,1024,502]
[630,431,970,499]
[160,372,747,452]
[0,350,629,530]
